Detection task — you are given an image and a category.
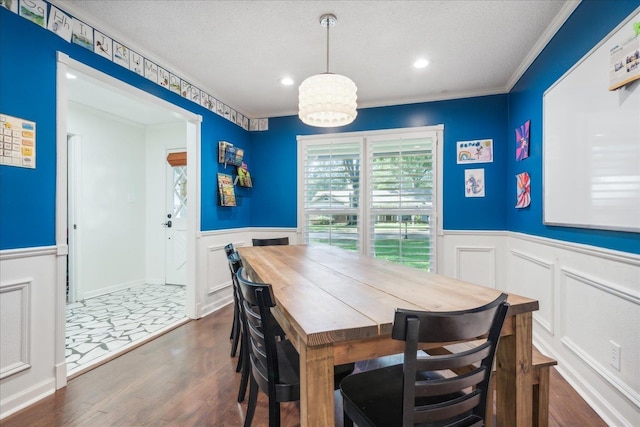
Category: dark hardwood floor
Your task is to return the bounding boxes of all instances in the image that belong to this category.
[2,304,607,426]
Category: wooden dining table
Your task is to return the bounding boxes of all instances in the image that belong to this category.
[237,244,539,427]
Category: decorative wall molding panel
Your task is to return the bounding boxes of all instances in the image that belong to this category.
[562,267,640,305]
[0,246,57,261]
[561,336,640,408]
[207,244,233,297]
[0,251,57,419]
[510,232,640,267]
[510,249,555,335]
[454,246,496,288]
[443,230,639,426]
[560,267,640,407]
[0,280,31,379]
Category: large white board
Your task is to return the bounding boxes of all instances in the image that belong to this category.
[543,10,640,232]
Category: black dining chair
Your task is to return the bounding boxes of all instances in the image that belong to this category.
[228,252,251,402]
[225,244,242,358]
[251,237,289,246]
[340,293,509,427]
[224,242,235,257]
[236,267,354,427]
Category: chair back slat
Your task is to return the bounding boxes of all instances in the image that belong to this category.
[415,342,491,371]
[252,237,289,246]
[413,391,481,424]
[392,296,506,342]
[395,293,509,426]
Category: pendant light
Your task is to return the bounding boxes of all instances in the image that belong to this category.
[298,14,357,127]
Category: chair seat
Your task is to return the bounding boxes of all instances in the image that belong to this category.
[341,364,479,427]
[273,339,301,401]
[271,338,354,401]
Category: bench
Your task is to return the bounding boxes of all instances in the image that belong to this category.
[426,343,557,427]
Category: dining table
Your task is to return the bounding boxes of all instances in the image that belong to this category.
[237,244,539,427]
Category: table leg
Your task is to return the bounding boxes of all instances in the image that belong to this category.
[496,312,533,427]
[299,343,335,427]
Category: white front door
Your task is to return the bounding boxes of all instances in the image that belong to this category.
[165,155,187,285]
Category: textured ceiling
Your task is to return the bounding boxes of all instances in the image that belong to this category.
[54,0,579,119]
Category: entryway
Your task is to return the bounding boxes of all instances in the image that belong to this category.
[58,55,199,380]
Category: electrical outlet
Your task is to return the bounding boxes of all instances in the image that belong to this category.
[609,340,621,371]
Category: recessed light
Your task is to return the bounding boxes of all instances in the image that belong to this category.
[66,72,77,79]
[280,77,294,86]
[413,58,429,69]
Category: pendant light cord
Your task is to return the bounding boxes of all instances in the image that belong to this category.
[326,17,330,73]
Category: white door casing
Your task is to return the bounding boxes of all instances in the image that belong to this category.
[67,133,81,303]
[56,53,201,390]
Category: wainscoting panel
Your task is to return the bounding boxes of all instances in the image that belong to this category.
[443,231,639,426]
[0,280,31,379]
[196,229,255,318]
[202,243,234,317]
[0,247,57,419]
[455,246,496,288]
[207,244,233,295]
[560,267,640,407]
[506,232,640,426]
[509,249,555,335]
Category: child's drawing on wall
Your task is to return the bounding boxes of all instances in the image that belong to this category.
[465,169,485,197]
[515,120,530,161]
[457,139,493,164]
[516,172,531,208]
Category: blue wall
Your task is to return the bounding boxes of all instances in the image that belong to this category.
[507,0,640,254]
[0,7,251,250]
[250,95,509,230]
[250,1,640,255]
[1,1,638,255]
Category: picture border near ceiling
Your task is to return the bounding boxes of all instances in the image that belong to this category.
[3,0,268,131]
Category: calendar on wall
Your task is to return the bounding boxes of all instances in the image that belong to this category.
[0,114,36,169]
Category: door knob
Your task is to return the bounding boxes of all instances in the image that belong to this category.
[162,220,172,228]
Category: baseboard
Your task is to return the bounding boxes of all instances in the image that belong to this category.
[55,362,67,389]
[0,378,56,420]
[81,279,146,300]
[199,298,233,319]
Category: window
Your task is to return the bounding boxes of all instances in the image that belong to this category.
[298,127,441,271]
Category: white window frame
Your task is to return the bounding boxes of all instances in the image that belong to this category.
[297,125,444,273]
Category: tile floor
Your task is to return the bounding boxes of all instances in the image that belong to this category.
[66,283,186,374]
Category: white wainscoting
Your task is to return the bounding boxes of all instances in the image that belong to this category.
[0,279,31,379]
[504,233,639,427]
[509,249,555,335]
[560,267,640,408]
[2,230,637,425]
[195,228,298,318]
[455,246,496,289]
[442,230,640,426]
[441,231,507,289]
[197,230,249,318]
[0,247,58,419]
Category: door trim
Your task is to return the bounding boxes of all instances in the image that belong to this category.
[56,51,202,389]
